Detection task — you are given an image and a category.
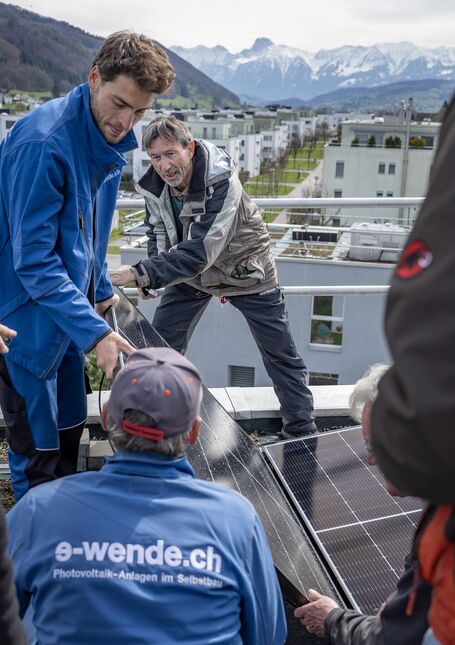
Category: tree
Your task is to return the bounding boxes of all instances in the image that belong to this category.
[306,134,316,167]
[335,124,342,143]
[51,78,61,98]
[351,137,359,146]
[319,121,330,143]
[289,132,302,168]
[385,135,401,148]
[410,136,426,148]
[367,135,376,147]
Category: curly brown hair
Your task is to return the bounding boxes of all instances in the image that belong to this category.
[92,31,175,95]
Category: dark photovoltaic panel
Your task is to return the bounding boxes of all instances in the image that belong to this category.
[106,290,346,618]
[264,429,423,614]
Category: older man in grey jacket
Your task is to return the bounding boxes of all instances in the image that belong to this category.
[111,115,315,437]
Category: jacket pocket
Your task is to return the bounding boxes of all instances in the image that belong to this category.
[201,254,266,288]
[59,207,93,287]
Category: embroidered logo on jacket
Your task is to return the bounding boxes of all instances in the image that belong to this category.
[103,168,122,184]
[395,239,432,279]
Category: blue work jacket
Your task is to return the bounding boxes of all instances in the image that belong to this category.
[7,451,287,644]
[0,83,137,378]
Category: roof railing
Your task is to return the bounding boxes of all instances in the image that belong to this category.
[115,195,419,258]
[116,196,424,210]
[122,284,389,299]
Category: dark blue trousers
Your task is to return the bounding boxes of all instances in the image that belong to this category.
[153,283,315,434]
[0,343,86,500]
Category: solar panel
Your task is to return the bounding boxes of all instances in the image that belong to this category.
[264,429,423,614]
[106,289,347,615]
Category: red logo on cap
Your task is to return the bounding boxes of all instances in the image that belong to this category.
[395,239,432,279]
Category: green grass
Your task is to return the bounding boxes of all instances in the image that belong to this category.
[157,96,213,110]
[282,169,309,182]
[107,245,121,254]
[8,89,53,98]
[275,185,293,196]
[261,212,279,223]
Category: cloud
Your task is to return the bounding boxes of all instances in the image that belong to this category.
[347,0,455,22]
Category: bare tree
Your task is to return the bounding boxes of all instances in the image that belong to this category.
[289,132,302,168]
[306,134,316,168]
[319,121,330,143]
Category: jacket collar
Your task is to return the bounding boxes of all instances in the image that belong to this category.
[103,449,195,479]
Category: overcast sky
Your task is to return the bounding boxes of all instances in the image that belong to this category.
[4,0,455,52]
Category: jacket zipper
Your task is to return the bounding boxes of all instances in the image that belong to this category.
[79,210,90,255]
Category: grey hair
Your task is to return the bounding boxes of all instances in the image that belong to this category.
[106,409,192,457]
[142,115,193,150]
[349,363,390,422]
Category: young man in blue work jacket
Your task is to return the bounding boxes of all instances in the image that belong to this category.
[7,347,287,645]
[0,32,175,499]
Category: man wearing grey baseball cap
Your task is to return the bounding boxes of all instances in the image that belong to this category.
[6,347,286,645]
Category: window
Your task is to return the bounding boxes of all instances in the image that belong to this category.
[310,296,344,348]
[376,191,384,197]
[335,161,344,178]
[334,189,343,198]
[228,365,255,387]
[378,163,385,174]
[386,191,394,197]
[388,163,396,174]
[211,127,216,138]
[202,127,208,138]
[309,372,339,386]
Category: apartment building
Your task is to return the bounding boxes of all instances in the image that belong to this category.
[322,117,439,224]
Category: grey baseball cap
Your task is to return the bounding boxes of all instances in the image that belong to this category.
[107,347,202,441]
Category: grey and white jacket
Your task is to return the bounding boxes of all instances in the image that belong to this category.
[134,139,277,297]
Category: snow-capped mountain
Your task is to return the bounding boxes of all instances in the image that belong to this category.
[170,38,455,103]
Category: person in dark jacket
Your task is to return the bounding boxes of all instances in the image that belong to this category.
[294,364,431,644]
[371,97,455,645]
[110,116,316,438]
[0,33,175,500]
[7,347,286,645]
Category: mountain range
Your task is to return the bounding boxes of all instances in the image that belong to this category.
[0,1,453,113]
[171,38,455,106]
[0,2,239,106]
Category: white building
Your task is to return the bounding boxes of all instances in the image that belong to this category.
[260,125,287,163]
[0,113,23,140]
[322,117,439,224]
